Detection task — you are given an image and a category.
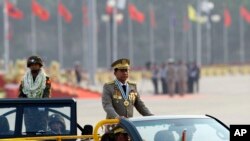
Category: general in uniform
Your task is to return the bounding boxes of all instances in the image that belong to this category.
[102,58,153,119]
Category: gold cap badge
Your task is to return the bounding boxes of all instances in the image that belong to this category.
[111,58,130,69]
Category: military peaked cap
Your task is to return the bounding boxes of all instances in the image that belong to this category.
[111,58,130,69]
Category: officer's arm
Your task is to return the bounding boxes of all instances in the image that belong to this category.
[18,81,27,98]
[43,77,51,98]
[102,84,119,118]
[134,93,153,116]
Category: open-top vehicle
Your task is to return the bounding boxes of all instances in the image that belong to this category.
[0,98,229,141]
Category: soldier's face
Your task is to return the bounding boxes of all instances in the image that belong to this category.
[114,69,129,82]
[115,133,129,141]
[30,64,41,73]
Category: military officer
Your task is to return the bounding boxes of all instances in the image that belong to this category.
[102,58,153,119]
[18,55,51,134]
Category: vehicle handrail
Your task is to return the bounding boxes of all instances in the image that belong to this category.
[93,119,119,141]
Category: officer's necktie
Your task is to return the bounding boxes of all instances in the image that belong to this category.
[122,85,126,93]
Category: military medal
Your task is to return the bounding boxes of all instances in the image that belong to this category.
[115,80,129,107]
[124,100,129,107]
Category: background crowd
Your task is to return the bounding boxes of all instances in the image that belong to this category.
[150,59,200,96]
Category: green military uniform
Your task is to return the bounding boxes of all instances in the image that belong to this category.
[102,58,153,119]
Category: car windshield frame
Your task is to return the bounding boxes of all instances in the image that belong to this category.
[0,98,77,139]
[129,116,229,141]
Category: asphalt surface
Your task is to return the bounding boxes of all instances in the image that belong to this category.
[76,74,250,127]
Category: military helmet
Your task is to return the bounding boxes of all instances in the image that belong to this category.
[48,114,66,130]
[27,55,43,67]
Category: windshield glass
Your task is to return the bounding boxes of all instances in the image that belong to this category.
[131,118,229,141]
[0,107,16,136]
[0,104,72,137]
[22,106,71,135]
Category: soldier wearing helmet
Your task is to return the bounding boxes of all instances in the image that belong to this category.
[48,114,68,135]
[18,55,51,98]
[18,56,51,134]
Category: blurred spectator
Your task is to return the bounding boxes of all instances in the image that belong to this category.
[166,58,176,96]
[74,61,82,86]
[145,61,151,71]
[188,62,200,93]
[151,63,159,95]
[49,61,61,82]
[159,62,168,94]
[176,60,188,95]
[193,62,200,93]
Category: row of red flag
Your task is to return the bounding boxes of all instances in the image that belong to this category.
[6,0,72,23]
[6,0,250,29]
[105,3,146,24]
[223,6,250,27]
[6,0,150,26]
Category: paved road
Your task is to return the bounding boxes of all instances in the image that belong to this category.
[76,74,250,127]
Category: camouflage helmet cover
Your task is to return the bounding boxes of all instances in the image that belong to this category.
[27,55,43,67]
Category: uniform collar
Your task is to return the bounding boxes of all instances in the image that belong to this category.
[117,80,128,86]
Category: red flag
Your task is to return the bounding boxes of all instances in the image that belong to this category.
[32,0,50,21]
[224,8,231,27]
[58,1,72,23]
[240,6,250,24]
[106,5,113,15]
[128,3,145,24]
[6,0,23,20]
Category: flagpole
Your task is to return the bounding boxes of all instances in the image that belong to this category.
[31,8,37,55]
[196,0,202,66]
[128,3,134,65]
[57,0,64,68]
[182,16,188,61]
[3,1,10,72]
[169,15,175,59]
[112,2,118,62]
[82,0,88,70]
[82,18,88,70]
[188,21,194,62]
[87,0,97,85]
[106,17,111,68]
[206,19,212,65]
[149,3,155,64]
[182,30,188,61]
[223,24,229,65]
[239,7,245,64]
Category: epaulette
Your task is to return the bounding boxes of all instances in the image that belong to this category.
[106,80,115,85]
[127,81,136,85]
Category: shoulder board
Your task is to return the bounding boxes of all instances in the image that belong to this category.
[106,80,115,85]
[127,81,136,85]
